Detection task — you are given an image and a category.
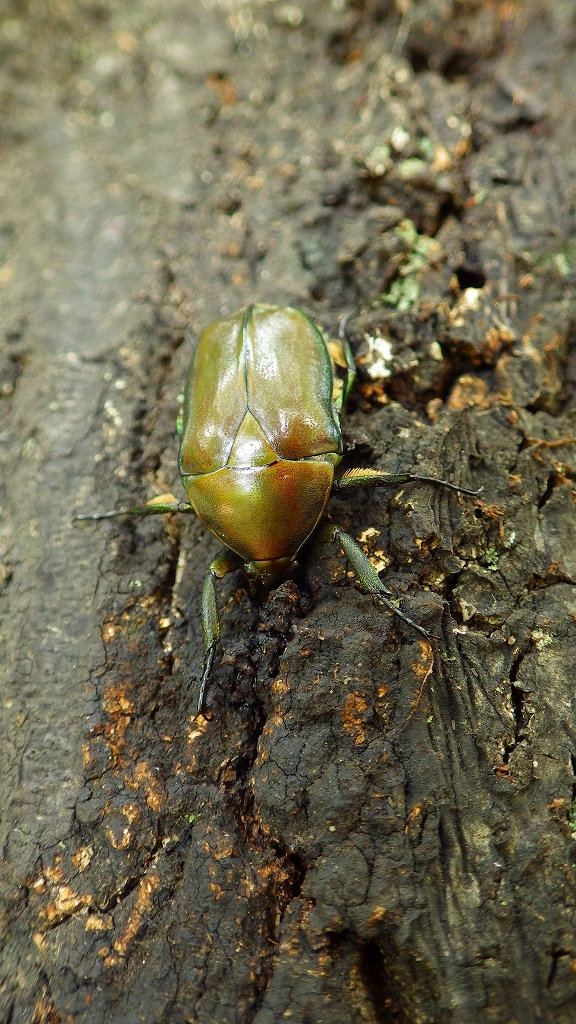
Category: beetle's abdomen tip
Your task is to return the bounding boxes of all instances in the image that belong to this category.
[245,555,295,597]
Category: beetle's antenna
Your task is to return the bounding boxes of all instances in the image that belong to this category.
[392,4,412,55]
[185,324,199,348]
[338,306,357,340]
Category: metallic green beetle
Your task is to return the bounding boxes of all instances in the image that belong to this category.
[77,304,479,711]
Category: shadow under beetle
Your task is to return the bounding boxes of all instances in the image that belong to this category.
[77,304,480,711]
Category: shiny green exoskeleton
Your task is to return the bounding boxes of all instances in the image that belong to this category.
[179,305,346,589]
[77,304,480,712]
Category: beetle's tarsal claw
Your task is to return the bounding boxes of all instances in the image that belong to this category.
[74,510,125,520]
[197,644,216,713]
[74,498,192,522]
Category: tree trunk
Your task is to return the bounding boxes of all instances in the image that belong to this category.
[2,2,576,1022]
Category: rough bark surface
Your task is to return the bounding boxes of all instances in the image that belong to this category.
[2,1,576,1022]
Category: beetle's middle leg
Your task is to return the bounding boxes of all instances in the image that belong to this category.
[319,523,434,641]
[198,549,243,714]
[332,468,481,497]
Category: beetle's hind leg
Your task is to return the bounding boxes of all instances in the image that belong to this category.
[198,549,243,714]
[322,524,435,642]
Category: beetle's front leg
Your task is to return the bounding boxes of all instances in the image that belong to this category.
[198,549,243,714]
[321,523,434,641]
[75,493,195,520]
[333,468,482,498]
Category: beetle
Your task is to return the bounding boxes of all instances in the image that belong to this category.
[77,304,479,711]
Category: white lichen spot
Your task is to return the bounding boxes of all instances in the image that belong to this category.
[530,629,554,650]
[364,334,393,379]
[104,399,122,428]
[554,252,571,277]
[397,157,427,181]
[365,145,391,177]
[462,287,482,310]
[390,126,410,152]
[428,340,443,362]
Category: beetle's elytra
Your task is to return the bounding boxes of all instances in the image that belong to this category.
[77,303,480,711]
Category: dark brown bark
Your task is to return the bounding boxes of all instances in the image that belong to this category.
[2,1,576,1021]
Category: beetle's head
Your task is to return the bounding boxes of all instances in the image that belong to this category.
[244,556,295,600]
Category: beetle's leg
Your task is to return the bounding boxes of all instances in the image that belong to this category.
[198,550,243,714]
[338,311,357,405]
[332,468,482,498]
[328,312,357,415]
[340,337,356,406]
[327,311,358,417]
[74,494,195,520]
[323,524,434,641]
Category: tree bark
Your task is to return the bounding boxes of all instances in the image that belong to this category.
[2,2,576,1022]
